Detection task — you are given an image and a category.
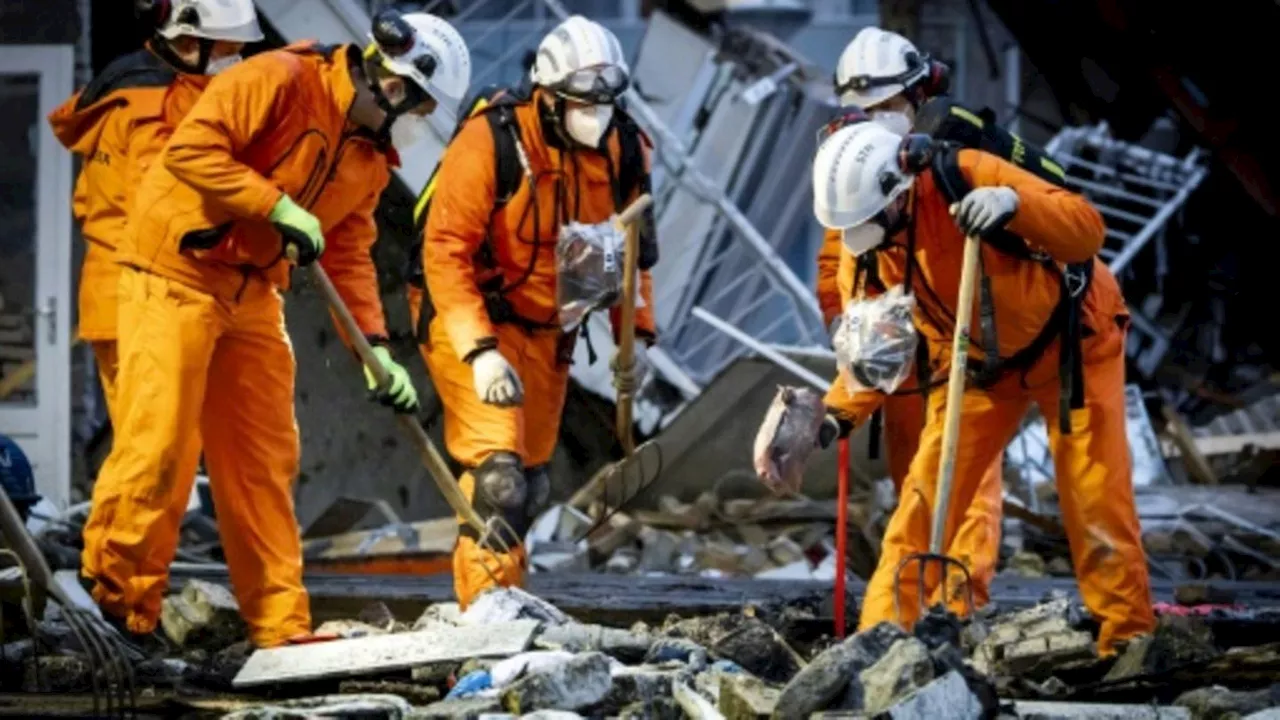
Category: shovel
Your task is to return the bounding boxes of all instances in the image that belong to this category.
[281,234,510,558]
[561,194,670,539]
[892,234,981,623]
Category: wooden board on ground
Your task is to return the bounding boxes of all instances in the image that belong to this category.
[232,619,538,687]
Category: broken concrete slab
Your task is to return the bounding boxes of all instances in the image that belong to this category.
[1174,685,1279,720]
[461,587,571,627]
[772,622,907,720]
[972,599,1098,677]
[882,670,984,720]
[415,602,463,630]
[662,613,803,683]
[599,666,679,714]
[535,622,654,663]
[417,696,505,719]
[1010,700,1191,719]
[159,579,245,648]
[232,619,538,687]
[501,652,612,714]
[858,637,935,715]
[719,674,780,720]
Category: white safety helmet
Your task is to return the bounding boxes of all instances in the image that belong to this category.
[154,0,264,43]
[834,27,930,109]
[368,11,472,142]
[530,15,630,104]
[813,121,913,252]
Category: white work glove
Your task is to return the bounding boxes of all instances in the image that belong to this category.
[950,186,1019,237]
[470,349,524,407]
[610,342,651,393]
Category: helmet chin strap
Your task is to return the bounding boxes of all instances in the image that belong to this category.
[153,36,215,74]
[362,58,407,140]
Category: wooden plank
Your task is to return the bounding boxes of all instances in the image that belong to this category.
[1162,431,1280,459]
[232,619,538,688]
[1161,405,1219,484]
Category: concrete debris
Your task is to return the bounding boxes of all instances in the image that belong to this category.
[356,600,399,632]
[415,602,464,630]
[314,618,391,638]
[719,673,781,719]
[535,622,655,663]
[233,619,539,687]
[661,612,804,683]
[883,669,986,719]
[1174,684,1280,720]
[219,693,415,719]
[772,622,907,719]
[500,652,612,714]
[619,697,684,719]
[417,696,505,719]
[1010,700,1192,719]
[599,665,679,713]
[857,637,935,715]
[461,587,571,627]
[972,599,1098,678]
[160,578,245,648]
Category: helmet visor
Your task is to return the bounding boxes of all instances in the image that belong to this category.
[550,64,629,104]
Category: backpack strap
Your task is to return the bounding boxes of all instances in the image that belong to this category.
[612,110,659,270]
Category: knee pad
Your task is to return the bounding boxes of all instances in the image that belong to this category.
[524,464,551,518]
[475,452,526,510]
[470,452,532,545]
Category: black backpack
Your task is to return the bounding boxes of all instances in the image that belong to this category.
[856,98,1091,435]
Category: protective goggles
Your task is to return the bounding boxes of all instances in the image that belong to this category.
[833,51,930,97]
[547,64,629,104]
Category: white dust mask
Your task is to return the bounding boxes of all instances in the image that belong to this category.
[564,104,614,148]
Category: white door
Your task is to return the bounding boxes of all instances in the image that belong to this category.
[0,46,74,509]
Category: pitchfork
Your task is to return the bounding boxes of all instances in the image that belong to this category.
[0,485,136,717]
[892,234,979,624]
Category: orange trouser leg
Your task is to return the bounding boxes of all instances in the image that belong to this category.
[81,341,121,582]
[199,282,309,648]
[421,312,569,608]
[92,341,120,423]
[881,392,1004,614]
[860,384,1027,631]
[1033,333,1153,653]
[90,269,213,634]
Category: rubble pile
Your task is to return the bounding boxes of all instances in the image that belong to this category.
[6,576,1279,719]
[527,489,896,581]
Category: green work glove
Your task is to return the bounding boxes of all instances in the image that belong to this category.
[365,345,420,414]
[269,195,325,266]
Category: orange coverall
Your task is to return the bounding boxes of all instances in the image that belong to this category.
[818,231,1004,611]
[48,46,209,586]
[91,42,393,647]
[411,88,657,607]
[833,149,1152,653]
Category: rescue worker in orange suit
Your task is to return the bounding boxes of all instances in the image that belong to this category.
[794,120,1153,653]
[813,26,1006,615]
[411,15,658,608]
[48,0,261,593]
[87,10,471,647]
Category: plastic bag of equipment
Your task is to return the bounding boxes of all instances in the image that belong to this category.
[753,386,827,495]
[833,285,919,394]
[556,219,625,331]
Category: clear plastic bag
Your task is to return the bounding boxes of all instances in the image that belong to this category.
[832,285,919,395]
[556,220,624,331]
[753,385,826,495]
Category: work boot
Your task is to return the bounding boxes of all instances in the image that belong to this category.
[97,609,171,659]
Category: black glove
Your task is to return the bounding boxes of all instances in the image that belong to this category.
[816,413,853,449]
